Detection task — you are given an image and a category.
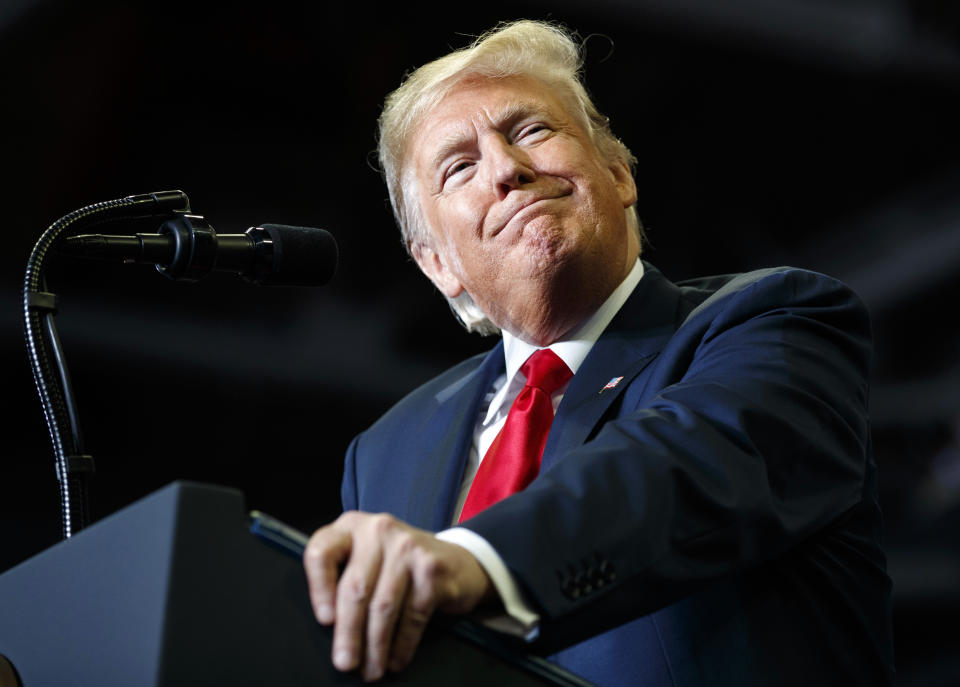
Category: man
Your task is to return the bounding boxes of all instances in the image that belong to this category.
[303,20,894,686]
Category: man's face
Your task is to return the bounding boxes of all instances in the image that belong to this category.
[408,74,639,344]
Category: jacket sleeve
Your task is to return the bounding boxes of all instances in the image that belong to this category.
[461,268,876,649]
[341,435,359,511]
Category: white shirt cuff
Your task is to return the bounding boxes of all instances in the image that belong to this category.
[436,527,540,641]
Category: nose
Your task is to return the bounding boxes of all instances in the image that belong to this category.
[484,135,536,199]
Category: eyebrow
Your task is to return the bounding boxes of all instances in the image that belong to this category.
[426,101,551,172]
[428,128,474,174]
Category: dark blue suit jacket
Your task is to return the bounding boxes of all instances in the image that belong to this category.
[341,263,894,686]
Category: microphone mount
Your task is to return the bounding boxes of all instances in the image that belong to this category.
[58,217,338,287]
[23,190,333,540]
[61,214,275,283]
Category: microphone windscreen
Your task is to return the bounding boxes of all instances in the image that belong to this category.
[258,224,338,286]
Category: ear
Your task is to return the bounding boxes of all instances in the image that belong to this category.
[607,157,638,209]
[411,240,464,298]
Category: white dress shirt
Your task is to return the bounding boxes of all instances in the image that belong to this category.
[436,259,645,638]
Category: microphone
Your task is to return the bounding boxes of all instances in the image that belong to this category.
[59,214,338,286]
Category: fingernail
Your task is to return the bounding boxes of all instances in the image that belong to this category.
[364,663,384,681]
[334,649,355,671]
[316,603,334,624]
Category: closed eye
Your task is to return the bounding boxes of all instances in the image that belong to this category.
[442,159,475,188]
[515,123,551,143]
[448,160,473,176]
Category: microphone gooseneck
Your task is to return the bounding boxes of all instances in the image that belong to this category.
[24,190,192,539]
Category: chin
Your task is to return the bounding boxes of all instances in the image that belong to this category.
[517,221,573,269]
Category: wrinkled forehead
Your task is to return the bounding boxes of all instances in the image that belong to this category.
[405,73,585,175]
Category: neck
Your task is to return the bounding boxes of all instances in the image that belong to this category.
[501,255,640,346]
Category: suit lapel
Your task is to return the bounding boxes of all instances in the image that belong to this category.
[404,342,506,531]
[541,264,683,472]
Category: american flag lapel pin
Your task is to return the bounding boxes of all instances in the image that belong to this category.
[600,376,624,394]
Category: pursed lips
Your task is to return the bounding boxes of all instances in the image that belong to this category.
[488,190,572,238]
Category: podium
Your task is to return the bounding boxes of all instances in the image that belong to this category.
[0,482,591,686]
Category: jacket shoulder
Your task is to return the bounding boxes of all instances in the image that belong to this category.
[677,265,851,299]
[675,266,867,323]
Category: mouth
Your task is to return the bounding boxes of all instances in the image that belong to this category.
[490,192,570,238]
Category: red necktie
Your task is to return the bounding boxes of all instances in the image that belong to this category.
[459,348,573,522]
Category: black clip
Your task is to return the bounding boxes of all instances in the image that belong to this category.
[65,455,95,474]
[28,291,59,314]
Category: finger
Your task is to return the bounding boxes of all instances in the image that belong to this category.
[387,549,439,673]
[303,525,353,625]
[362,564,411,681]
[332,529,384,674]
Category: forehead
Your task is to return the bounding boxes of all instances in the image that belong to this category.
[429,74,570,125]
[408,75,578,167]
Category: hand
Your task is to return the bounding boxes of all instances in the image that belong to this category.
[303,511,494,681]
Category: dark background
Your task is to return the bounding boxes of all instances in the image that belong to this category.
[2,1,959,684]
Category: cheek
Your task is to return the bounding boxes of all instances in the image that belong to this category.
[437,196,489,263]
